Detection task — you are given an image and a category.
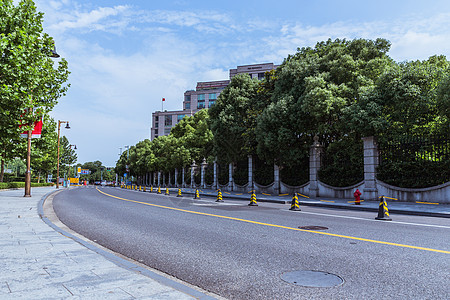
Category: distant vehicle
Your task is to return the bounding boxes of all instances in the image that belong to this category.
[101,180,107,186]
[94,181,101,185]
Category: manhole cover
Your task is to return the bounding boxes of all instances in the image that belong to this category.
[281,270,343,287]
[299,226,328,230]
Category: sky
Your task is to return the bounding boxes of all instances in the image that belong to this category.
[32,0,450,167]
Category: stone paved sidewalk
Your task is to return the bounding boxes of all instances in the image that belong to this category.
[0,187,217,299]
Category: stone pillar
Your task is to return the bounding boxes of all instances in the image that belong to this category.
[309,135,323,198]
[182,167,185,188]
[248,155,253,192]
[201,158,207,188]
[157,171,161,187]
[213,159,218,190]
[153,172,156,186]
[175,168,178,188]
[168,172,171,187]
[274,164,280,195]
[362,136,379,201]
[228,162,234,191]
[191,161,196,188]
[163,173,166,187]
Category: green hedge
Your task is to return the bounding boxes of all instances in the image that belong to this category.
[0,182,54,189]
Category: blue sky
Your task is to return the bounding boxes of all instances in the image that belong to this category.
[33,0,450,167]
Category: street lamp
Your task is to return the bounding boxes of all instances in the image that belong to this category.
[56,120,70,189]
[24,45,60,197]
[70,144,77,150]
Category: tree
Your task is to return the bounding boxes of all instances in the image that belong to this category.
[0,0,70,181]
[255,38,393,167]
[208,74,260,164]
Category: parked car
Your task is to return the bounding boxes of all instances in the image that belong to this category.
[94,181,101,185]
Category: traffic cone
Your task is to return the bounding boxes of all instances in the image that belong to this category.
[216,189,223,202]
[289,193,301,211]
[248,190,258,206]
[177,188,182,197]
[165,187,169,195]
[193,189,200,199]
[157,186,161,194]
[375,196,392,221]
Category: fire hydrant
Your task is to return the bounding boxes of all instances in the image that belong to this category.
[354,189,361,205]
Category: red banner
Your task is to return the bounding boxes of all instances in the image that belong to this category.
[20,118,43,138]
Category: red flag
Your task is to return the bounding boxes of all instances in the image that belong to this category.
[162,98,165,101]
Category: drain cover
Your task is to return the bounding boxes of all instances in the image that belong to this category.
[281,270,343,287]
[299,226,328,230]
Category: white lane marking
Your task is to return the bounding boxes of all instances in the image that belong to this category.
[288,210,450,229]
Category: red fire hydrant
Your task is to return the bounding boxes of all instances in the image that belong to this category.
[354,189,361,205]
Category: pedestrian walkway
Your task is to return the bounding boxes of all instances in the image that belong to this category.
[0,186,217,299]
[132,186,450,218]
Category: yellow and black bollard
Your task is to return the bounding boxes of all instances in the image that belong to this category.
[193,189,200,199]
[375,196,392,221]
[139,186,142,191]
[150,186,153,193]
[177,188,182,197]
[216,189,224,202]
[289,193,301,211]
[248,190,258,206]
[165,187,169,195]
[157,186,161,194]
[143,186,146,192]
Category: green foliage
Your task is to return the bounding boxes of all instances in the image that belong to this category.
[0,181,52,189]
[318,137,364,187]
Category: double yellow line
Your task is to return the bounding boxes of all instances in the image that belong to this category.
[96,188,449,254]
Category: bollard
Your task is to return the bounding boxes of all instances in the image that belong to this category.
[157,186,161,194]
[216,189,224,202]
[193,189,200,199]
[139,186,142,191]
[248,190,258,206]
[289,193,301,211]
[375,196,392,221]
[150,186,153,193]
[177,188,182,197]
[165,187,169,195]
[143,186,146,192]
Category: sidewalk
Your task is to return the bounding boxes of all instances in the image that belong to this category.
[156,187,450,218]
[0,186,217,299]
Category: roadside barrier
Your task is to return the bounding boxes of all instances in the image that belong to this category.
[289,193,301,211]
[177,188,182,197]
[157,186,161,194]
[193,189,200,199]
[375,196,392,221]
[216,189,223,202]
[248,190,258,206]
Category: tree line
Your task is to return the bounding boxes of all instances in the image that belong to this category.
[117,38,449,188]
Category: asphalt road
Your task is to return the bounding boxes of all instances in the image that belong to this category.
[53,186,450,300]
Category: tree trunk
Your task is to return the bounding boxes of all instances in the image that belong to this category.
[0,152,5,182]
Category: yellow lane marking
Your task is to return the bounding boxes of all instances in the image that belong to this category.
[416,201,439,205]
[347,200,365,203]
[279,193,289,196]
[262,193,271,196]
[297,193,310,199]
[96,188,450,254]
[381,196,398,200]
[235,193,243,195]
[320,200,335,203]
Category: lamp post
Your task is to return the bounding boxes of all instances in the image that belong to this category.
[24,44,60,197]
[56,120,70,189]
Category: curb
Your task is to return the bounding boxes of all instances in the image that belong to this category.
[38,189,217,300]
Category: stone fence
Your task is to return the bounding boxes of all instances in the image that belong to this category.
[138,136,449,203]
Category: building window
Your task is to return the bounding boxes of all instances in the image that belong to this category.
[197,94,205,100]
[177,114,185,122]
[185,95,191,102]
[197,100,205,109]
[185,102,190,109]
[164,128,171,135]
[208,100,215,107]
[208,93,216,100]
[165,115,172,127]
[155,122,158,128]
[154,129,158,136]
[258,72,265,80]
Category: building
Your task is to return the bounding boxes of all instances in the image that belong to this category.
[150,63,278,140]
